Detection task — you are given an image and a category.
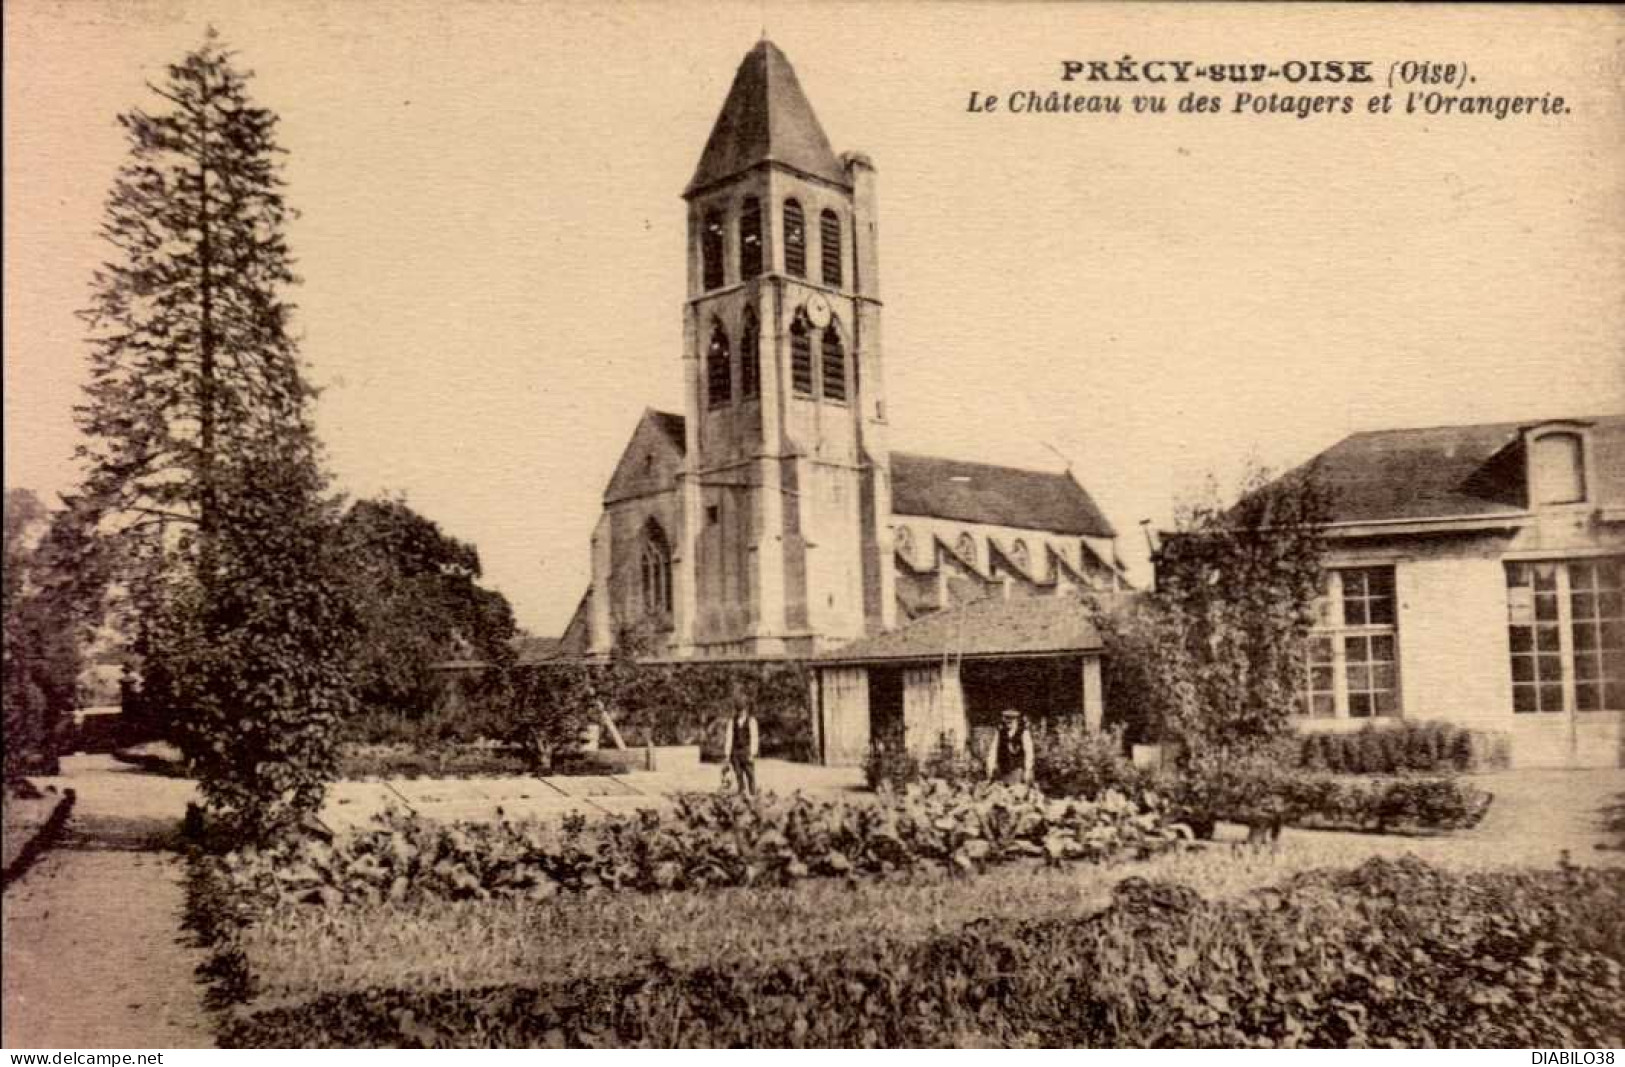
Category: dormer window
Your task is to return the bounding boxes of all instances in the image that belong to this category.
[1009,539,1030,573]
[894,525,914,565]
[1531,431,1587,505]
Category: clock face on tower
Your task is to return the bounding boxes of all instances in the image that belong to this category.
[805,293,831,329]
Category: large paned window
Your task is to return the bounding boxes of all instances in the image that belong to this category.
[1299,566,1399,719]
[1507,558,1624,713]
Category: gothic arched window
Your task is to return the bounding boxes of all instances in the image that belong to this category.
[702,209,725,291]
[820,209,842,287]
[783,199,806,277]
[740,307,761,400]
[706,320,731,409]
[640,523,673,618]
[955,532,978,565]
[739,196,763,279]
[790,314,814,397]
[820,323,847,402]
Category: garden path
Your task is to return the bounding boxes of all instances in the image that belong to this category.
[2,758,210,1049]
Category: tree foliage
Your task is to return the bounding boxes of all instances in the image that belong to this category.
[1099,461,1331,754]
[4,491,111,776]
[70,33,354,839]
[76,30,310,550]
[339,497,516,715]
[167,447,359,840]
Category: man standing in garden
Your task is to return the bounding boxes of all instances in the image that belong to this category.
[986,708,1034,786]
[721,704,759,796]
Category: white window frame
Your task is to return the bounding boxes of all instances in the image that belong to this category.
[1299,566,1401,720]
[1506,557,1624,715]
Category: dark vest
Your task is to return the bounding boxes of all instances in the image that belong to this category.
[731,715,753,759]
[995,723,1027,773]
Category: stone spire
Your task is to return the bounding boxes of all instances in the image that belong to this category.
[685,40,848,198]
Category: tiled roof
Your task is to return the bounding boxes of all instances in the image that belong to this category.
[1287,414,1625,525]
[891,452,1117,538]
[645,411,1119,539]
[686,40,849,197]
[511,635,563,665]
[818,593,1102,663]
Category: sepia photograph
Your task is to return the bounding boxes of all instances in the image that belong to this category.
[4,0,1624,1051]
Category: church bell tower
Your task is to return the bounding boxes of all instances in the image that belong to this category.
[674,40,895,657]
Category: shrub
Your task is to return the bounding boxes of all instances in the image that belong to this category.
[868,724,1147,801]
[861,736,918,791]
[920,732,982,784]
[1297,722,1510,775]
[219,857,1625,1048]
[1032,721,1149,801]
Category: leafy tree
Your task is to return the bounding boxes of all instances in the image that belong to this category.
[340,497,517,715]
[69,33,354,839]
[167,446,359,839]
[1102,461,1330,754]
[3,491,114,777]
[486,663,598,772]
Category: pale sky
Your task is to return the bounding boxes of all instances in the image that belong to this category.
[6,1,1624,634]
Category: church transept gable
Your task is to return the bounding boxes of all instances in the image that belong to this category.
[604,409,687,506]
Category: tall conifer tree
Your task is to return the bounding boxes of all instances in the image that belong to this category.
[74,32,355,839]
[77,28,310,560]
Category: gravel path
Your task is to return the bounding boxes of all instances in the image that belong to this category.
[2,764,211,1050]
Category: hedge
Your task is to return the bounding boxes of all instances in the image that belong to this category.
[1299,721,1511,775]
[864,729,1492,836]
[218,857,1625,1048]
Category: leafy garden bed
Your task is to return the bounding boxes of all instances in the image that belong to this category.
[212,845,1307,1009]
[211,856,1625,1047]
[211,781,1188,908]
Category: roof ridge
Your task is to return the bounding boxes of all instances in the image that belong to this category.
[1344,413,1623,439]
[889,447,1067,478]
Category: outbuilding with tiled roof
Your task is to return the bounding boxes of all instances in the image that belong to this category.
[1239,415,1624,769]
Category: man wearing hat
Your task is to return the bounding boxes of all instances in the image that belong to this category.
[985,707,1034,786]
